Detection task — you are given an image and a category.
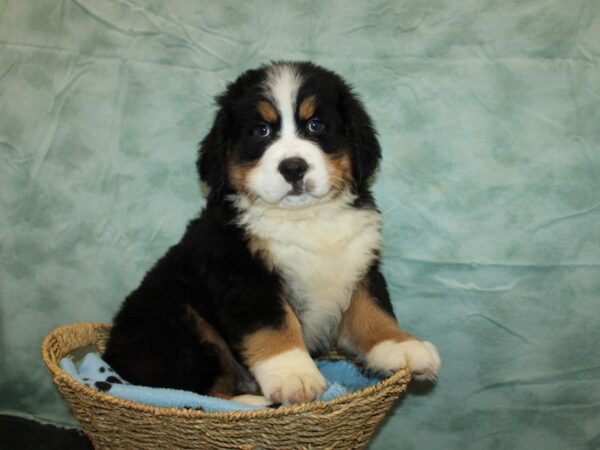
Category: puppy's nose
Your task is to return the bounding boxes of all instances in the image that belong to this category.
[278,157,308,183]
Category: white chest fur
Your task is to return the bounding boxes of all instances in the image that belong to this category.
[235,193,382,352]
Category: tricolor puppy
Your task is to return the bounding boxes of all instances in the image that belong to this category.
[104,61,441,406]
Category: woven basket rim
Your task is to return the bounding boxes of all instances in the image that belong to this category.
[42,322,411,421]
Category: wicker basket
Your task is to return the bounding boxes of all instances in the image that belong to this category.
[42,322,410,449]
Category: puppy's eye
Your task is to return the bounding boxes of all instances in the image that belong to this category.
[307,118,325,134]
[252,123,271,138]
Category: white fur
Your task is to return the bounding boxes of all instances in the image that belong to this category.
[231,394,272,406]
[247,63,330,207]
[250,348,326,404]
[246,136,330,206]
[264,63,300,139]
[235,192,382,352]
[366,339,441,381]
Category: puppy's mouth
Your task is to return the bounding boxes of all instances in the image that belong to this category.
[287,184,305,196]
[286,179,315,197]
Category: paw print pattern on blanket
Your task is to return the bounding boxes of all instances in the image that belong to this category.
[79,359,126,392]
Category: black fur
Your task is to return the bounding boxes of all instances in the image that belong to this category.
[104,202,283,394]
[104,61,393,397]
[295,62,382,193]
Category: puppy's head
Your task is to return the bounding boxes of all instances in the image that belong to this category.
[198,62,381,207]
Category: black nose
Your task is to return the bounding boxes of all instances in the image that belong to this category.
[278,157,308,183]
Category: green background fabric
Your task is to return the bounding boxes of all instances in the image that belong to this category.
[1,1,599,448]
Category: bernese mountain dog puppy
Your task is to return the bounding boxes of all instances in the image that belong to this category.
[104,61,441,406]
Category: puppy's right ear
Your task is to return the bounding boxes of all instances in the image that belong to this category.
[197,107,229,202]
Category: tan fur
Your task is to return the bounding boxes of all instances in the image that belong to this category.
[257,100,278,123]
[185,306,237,397]
[242,302,306,367]
[338,283,414,354]
[235,192,382,352]
[326,153,353,193]
[227,161,256,199]
[298,95,316,120]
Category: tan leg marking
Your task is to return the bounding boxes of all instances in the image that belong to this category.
[241,302,306,367]
[338,284,441,380]
[242,303,326,404]
[186,306,237,397]
[338,283,413,354]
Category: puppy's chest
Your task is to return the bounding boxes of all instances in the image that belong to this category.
[239,200,381,352]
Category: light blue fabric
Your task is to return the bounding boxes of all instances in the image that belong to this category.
[1,1,599,449]
[59,353,381,412]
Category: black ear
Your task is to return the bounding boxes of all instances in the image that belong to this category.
[339,90,382,193]
[197,108,229,202]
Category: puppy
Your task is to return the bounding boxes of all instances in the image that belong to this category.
[104,61,441,406]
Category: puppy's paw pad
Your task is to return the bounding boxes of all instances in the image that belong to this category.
[251,349,326,405]
[279,370,326,404]
[266,365,326,404]
[367,339,441,381]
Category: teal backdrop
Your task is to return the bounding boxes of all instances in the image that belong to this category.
[1,1,600,449]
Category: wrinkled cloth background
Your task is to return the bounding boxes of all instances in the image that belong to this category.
[1,1,599,449]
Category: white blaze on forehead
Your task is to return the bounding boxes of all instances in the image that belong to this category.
[264,64,301,138]
[246,63,331,207]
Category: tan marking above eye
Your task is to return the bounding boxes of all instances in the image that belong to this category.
[257,101,278,123]
[298,95,316,120]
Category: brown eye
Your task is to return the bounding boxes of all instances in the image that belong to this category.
[252,123,271,138]
[307,118,325,134]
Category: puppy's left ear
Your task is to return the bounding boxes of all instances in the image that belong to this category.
[197,108,229,202]
[339,89,382,193]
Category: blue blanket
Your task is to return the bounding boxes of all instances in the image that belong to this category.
[60,353,383,412]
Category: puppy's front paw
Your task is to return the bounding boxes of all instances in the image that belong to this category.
[367,339,441,381]
[251,349,326,405]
